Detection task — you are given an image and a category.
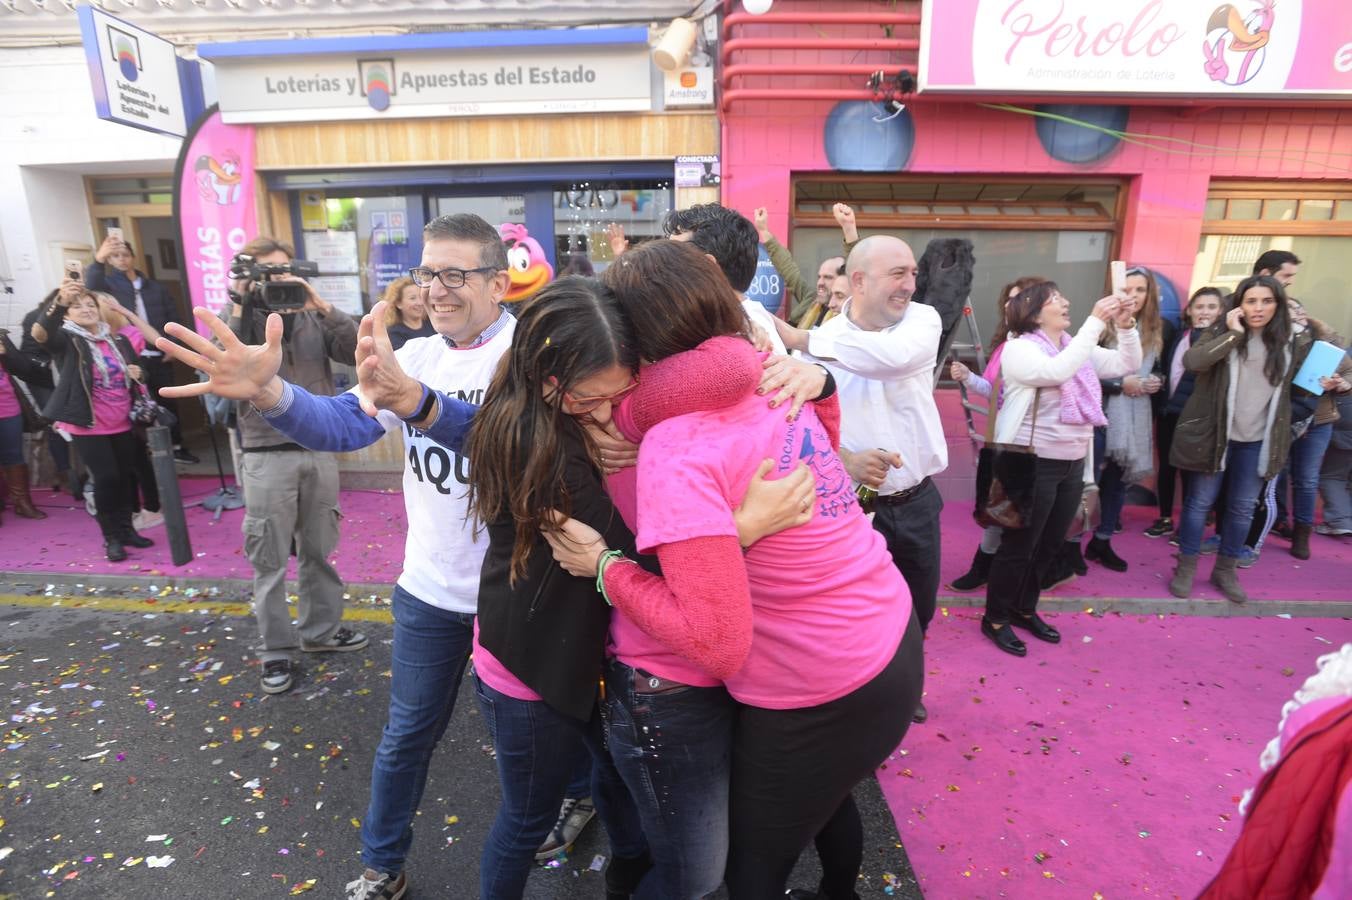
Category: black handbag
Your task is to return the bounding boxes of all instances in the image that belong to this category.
[974,382,1040,530]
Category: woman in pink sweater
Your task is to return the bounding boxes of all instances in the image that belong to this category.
[548,240,923,900]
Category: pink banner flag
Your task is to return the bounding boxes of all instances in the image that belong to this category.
[173,104,257,336]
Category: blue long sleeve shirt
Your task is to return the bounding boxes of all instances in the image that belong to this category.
[260,381,478,454]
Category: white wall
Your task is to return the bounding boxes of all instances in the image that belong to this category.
[0,46,180,332]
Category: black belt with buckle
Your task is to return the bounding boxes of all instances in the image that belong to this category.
[875,477,931,507]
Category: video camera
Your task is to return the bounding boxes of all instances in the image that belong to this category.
[229,253,321,311]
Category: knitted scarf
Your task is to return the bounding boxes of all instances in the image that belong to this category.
[1023,329,1106,426]
[1104,346,1159,484]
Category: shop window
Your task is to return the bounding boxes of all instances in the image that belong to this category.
[791,178,1122,347]
[299,191,422,321]
[1195,182,1352,338]
[553,182,673,274]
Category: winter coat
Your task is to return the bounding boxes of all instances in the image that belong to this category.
[1168,324,1314,479]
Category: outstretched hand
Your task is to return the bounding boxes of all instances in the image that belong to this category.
[355,301,424,418]
[156,308,285,406]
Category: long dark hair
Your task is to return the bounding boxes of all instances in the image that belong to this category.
[1229,274,1292,387]
[465,276,638,583]
[600,239,748,361]
[991,276,1046,351]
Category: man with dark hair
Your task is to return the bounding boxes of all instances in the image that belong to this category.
[1253,250,1301,286]
[663,203,787,353]
[86,233,198,462]
[227,234,362,697]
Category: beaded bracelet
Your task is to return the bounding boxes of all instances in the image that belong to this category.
[595,549,625,606]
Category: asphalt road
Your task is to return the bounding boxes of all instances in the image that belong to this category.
[0,601,920,899]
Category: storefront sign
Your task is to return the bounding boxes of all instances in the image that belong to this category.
[200,29,655,123]
[664,66,715,108]
[77,6,199,137]
[173,106,258,334]
[920,0,1352,98]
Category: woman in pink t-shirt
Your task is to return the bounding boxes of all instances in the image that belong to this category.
[34,285,158,561]
[548,240,924,900]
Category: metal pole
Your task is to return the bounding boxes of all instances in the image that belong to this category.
[146,425,193,566]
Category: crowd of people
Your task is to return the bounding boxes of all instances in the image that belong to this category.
[1,199,1349,898]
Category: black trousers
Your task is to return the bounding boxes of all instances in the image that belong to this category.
[141,356,184,446]
[870,478,943,632]
[723,611,924,900]
[984,457,1086,625]
[1156,412,1180,518]
[70,431,143,531]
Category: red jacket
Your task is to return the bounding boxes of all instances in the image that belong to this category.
[1199,699,1352,899]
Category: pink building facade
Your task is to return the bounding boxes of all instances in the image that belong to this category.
[720,0,1352,341]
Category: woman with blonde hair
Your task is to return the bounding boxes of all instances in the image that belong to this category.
[380,277,434,351]
[1085,266,1174,572]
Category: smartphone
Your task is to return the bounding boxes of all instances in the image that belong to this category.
[107,226,124,242]
[65,260,82,282]
[1109,260,1127,295]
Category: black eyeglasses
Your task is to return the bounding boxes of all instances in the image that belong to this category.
[408,266,497,289]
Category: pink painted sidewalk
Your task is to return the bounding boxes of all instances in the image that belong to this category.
[887,609,1350,898]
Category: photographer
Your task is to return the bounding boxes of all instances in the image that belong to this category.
[86,234,198,463]
[228,236,362,694]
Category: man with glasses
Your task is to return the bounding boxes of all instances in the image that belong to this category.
[163,215,516,900]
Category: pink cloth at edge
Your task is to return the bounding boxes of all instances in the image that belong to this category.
[471,618,543,703]
[634,392,910,709]
[119,325,146,356]
[0,370,19,419]
[62,343,132,437]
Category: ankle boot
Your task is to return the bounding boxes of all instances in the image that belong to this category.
[1085,536,1128,572]
[1209,554,1248,604]
[1169,554,1199,598]
[117,509,154,548]
[1064,539,1088,575]
[1290,524,1312,560]
[949,548,994,592]
[96,512,128,562]
[4,464,47,519]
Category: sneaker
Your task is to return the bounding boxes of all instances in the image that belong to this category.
[1144,518,1173,538]
[133,510,165,531]
[173,448,200,464]
[345,869,407,900]
[301,626,369,653]
[1237,546,1261,569]
[1168,532,1180,547]
[1200,534,1221,555]
[535,797,596,861]
[84,484,97,517]
[260,659,294,695]
[1315,523,1352,536]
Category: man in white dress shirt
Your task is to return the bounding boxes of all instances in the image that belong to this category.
[775,235,947,723]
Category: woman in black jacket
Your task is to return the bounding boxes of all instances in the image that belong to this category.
[1146,286,1225,540]
[33,283,156,561]
[0,326,52,522]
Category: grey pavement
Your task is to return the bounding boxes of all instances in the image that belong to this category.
[0,602,920,899]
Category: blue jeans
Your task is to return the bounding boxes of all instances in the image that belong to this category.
[1179,441,1264,558]
[474,676,649,899]
[1290,422,1334,526]
[0,414,23,466]
[1320,446,1352,529]
[604,659,736,900]
[360,585,475,876]
[1094,458,1129,540]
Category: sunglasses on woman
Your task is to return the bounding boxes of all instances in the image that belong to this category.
[555,376,641,414]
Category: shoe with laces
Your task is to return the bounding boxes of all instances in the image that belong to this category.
[301,626,369,653]
[1315,523,1352,537]
[1144,517,1173,538]
[345,869,406,900]
[260,659,293,695]
[1237,546,1261,569]
[535,797,596,861]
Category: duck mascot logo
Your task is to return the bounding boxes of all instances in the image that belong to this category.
[195,150,243,206]
[499,223,554,304]
[1202,0,1275,86]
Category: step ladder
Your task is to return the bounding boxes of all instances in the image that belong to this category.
[935,301,991,445]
